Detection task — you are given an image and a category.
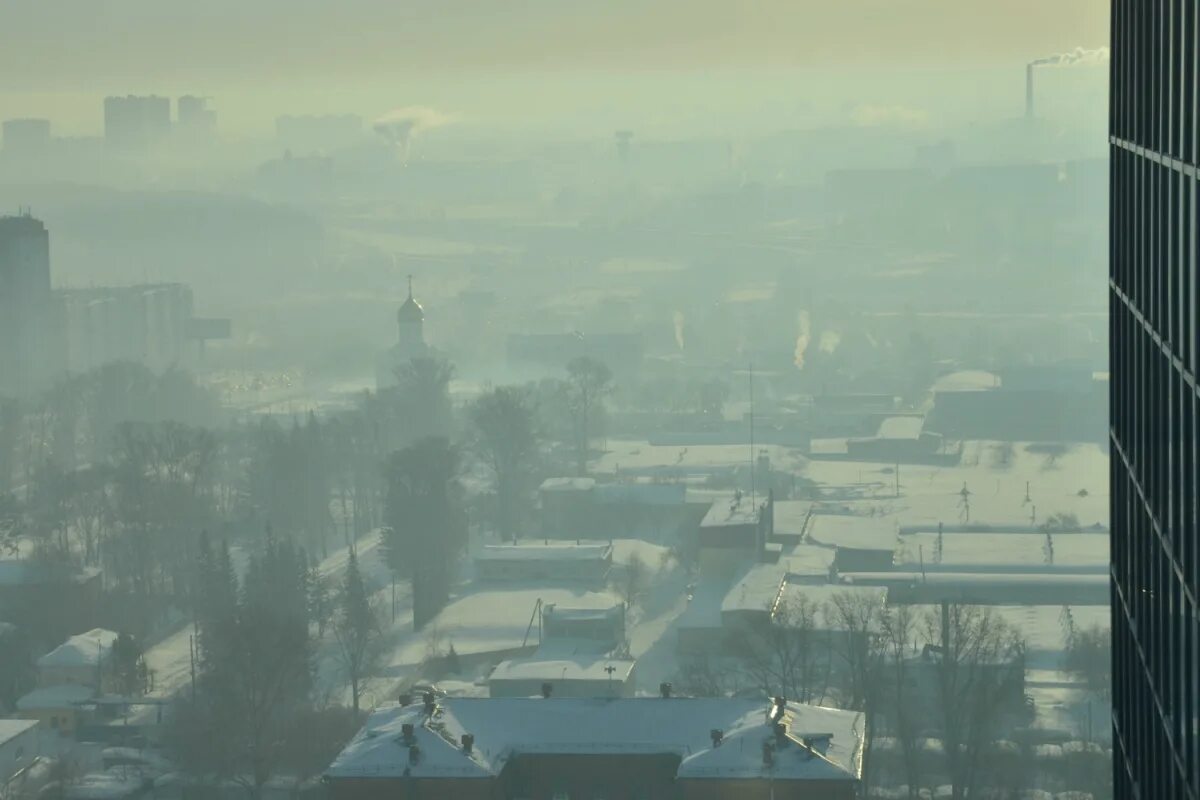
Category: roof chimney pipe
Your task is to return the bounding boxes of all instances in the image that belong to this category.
[461,733,474,754]
[659,682,673,698]
[541,682,553,698]
[710,728,724,748]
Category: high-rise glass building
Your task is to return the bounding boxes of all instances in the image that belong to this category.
[1110,1,1199,797]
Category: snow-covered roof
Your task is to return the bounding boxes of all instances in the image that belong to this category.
[326,698,863,783]
[721,564,787,615]
[594,482,686,506]
[540,477,596,493]
[773,501,813,537]
[932,370,999,393]
[38,628,119,668]
[806,514,897,553]
[489,655,635,684]
[0,718,38,746]
[17,683,96,710]
[895,533,1108,571]
[876,416,925,440]
[477,543,612,563]
[701,496,762,528]
[841,571,1108,589]
[63,768,151,800]
[387,587,622,666]
[778,545,836,578]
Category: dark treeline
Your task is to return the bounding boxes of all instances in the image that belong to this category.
[0,351,633,780]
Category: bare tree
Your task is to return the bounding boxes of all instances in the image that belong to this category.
[610,552,648,612]
[564,356,613,476]
[827,590,887,791]
[880,603,923,799]
[734,592,829,703]
[331,548,384,714]
[468,385,540,541]
[923,604,1025,800]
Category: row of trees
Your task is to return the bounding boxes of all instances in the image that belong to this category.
[678,597,1028,800]
[168,529,380,795]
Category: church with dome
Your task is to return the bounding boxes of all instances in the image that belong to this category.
[376,276,431,389]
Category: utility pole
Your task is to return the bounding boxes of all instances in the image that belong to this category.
[749,363,756,507]
[188,634,196,701]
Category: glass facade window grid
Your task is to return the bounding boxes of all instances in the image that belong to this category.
[1112,1,1200,797]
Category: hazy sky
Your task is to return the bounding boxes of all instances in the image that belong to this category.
[1,0,1109,137]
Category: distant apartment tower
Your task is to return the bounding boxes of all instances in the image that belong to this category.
[60,284,196,374]
[103,95,171,151]
[0,214,58,396]
[1,119,51,156]
[1110,1,1200,798]
[176,95,216,141]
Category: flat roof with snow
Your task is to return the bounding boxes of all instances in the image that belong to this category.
[387,587,622,666]
[489,655,636,684]
[16,683,95,710]
[773,501,814,537]
[540,477,596,493]
[701,496,762,528]
[876,416,925,440]
[721,564,787,615]
[476,543,612,563]
[326,698,863,782]
[0,718,38,746]
[805,514,897,552]
[38,629,119,668]
[895,532,1108,571]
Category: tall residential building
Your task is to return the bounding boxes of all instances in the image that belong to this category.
[176,95,216,142]
[1110,2,1199,798]
[103,95,171,151]
[0,214,57,396]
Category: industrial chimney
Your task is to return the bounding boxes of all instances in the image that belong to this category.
[1025,63,1035,119]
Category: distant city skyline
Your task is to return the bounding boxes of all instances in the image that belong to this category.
[0,0,1108,138]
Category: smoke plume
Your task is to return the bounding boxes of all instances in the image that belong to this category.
[819,330,841,355]
[1029,46,1110,68]
[793,310,812,370]
[373,106,452,162]
[673,311,685,351]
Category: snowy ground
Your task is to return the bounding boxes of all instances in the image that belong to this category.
[597,439,1109,530]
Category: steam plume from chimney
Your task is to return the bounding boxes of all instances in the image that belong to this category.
[793,310,812,370]
[373,106,451,163]
[1026,47,1110,119]
[673,311,685,351]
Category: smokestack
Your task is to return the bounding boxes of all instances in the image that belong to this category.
[1025,63,1035,119]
